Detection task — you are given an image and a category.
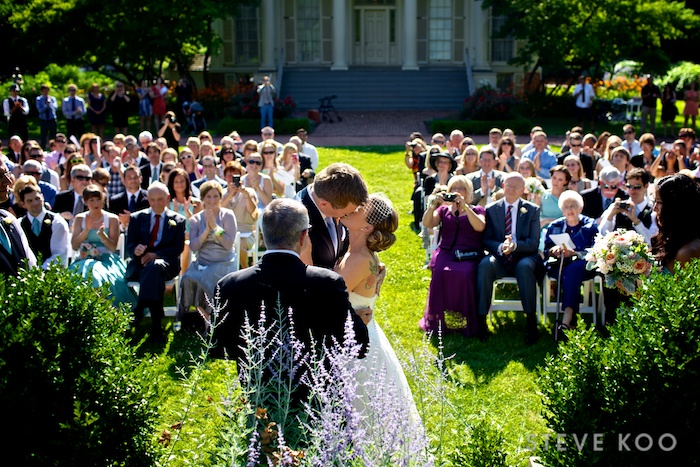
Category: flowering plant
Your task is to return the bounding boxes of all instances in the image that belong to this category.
[78,242,100,260]
[585,229,653,295]
[462,84,522,120]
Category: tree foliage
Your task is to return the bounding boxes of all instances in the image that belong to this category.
[483,0,700,91]
[0,0,257,85]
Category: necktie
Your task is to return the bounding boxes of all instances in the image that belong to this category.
[32,218,41,236]
[0,224,12,254]
[581,84,585,104]
[505,205,513,237]
[148,214,161,249]
[603,198,612,210]
[75,196,85,215]
[70,96,76,112]
[151,167,158,183]
[128,194,136,212]
[325,216,338,255]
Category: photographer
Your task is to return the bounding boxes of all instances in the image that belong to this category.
[222,161,259,269]
[419,175,486,336]
[650,139,687,179]
[158,111,181,150]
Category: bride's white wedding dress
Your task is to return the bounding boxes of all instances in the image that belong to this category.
[348,291,421,428]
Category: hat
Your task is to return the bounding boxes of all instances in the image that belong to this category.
[9,84,18,92]
[429,151,457,172]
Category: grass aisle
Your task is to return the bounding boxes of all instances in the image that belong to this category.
[149,146,553,466]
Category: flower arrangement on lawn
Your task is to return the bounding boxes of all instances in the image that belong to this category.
[585,229,653,295]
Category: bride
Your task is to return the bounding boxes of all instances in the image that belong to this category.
[336,193,422,431]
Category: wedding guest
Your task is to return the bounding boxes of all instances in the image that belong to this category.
[109,165,149,229]
[70,185,134,308]
[53,164,92,225]
[496,136,518,172]
[273,143,301,199]
[136,79,153,132]
[600,168,658,245]
[167,167,203,274]
[9,175,38,218]
[683,82,699,130]
[456,145,480,175]
[178,181,237,322]
[468,148,505,206]
[581,166,628,223]
[543,191,598,338]
[242,152,273,210]
[109,82,131,135]
[35,84,58,149]
[0,159,37,275]
[179,147,201,182]
[661,84,678,138]
[650,139,687,179]
[420,176,485,336]
[18,184,69,268]
[563,156,592,193]
[87,84,107,139]
[192,155,227,198]
[540,165,571,228]
[630,133,658,176]
[521,131,558,181]
[222,161,259,269]
[652,174,700,273]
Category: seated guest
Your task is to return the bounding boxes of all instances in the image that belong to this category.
[18,184,69,268]
[178,181,237,321]
[652,174,700,273]
[140,142,163,189]
[69,185,134,308]
[53,163,93,225]
[600,168,658,245]
[581,166,628,223]
[179,147,201,183]
[517,158,547,190]
[495,135,519,173]
[650,139,687,179]
[557,132,594,181]
[242,152,273,210]
[543,191,598,338]
[22,159,57,209]
[477,173,542,345]
[109,165,150,230]
[522,131,558,181]
[468,148,505,206]
[540,165,572,228]
[423,151,456,200]
[126,182,186,343]
[609,146,632,188]
[192,155,227,198]
[222,161,259,269]
[563,156,592,193]
[456,145,480,175]
[0,159,37,276]
[419,176,485,336]
[9,175,37,218]
[629,133,659,176]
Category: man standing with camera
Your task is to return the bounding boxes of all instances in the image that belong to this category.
[158,111,181,150]
[257,76,276,130]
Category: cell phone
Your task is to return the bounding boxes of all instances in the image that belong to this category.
[232,175,241,187]
[443,193,457,202]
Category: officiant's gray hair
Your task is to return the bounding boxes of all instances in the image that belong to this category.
[262,198,310,251]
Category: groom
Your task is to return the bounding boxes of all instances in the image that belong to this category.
[215,199,369,391]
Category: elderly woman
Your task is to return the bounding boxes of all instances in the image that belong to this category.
[222,161,259,268]
[540,165,572,228]
[178,181,238,320]
[419,175,486,336]
[543,190,598,336]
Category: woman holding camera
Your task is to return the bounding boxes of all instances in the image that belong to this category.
[650,140,687,179]
[158,111,181,150]
[419,175,486,336]
[222,161,259,268]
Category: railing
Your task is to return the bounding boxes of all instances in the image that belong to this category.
[276,47,284,95]
[464,48,474,96]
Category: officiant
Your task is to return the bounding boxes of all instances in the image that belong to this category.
[543,190,598,337]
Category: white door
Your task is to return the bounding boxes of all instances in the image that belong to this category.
[364,10,388,64]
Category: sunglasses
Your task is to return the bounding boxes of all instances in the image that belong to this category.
[623,131,634,135]
[202,164,215,168]
[570,144,581,147]
[626,184,644,190]
[601,184,617,189]
[180,154,192,160]
[29,153,43,159]
[74,175,92,182]
[247,160,262,165]
[65,149,76,155]
[222,150,234,154]
[55,139,66,144]
[501,142,512,146]
[433,140,445,144]
[69,158,84,165]
[96,181,109,188]
[262,132,273,137]
[262,151,275,155]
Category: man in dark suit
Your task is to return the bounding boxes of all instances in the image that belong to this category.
[18,184,69,269]
[477,173,542,345]
[109,165,149,230]
[139,142,163,189]
[215,198,369,400]
[467,148,505,206]
[125,182,186,342]
[296,163,368,269]
[0,159,37,275]
[52,164,92,225]
[581,166,628,223]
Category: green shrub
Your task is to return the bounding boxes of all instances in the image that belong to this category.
[537,260,700,466]
[216,117,311,135]
[0,264,159,466]
[462,85,523,120]
[429,117,531,136]
[448,415,508,467]
[659,61,700,95]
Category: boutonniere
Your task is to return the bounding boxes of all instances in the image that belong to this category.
[168,219,176,227]
[520,206,528,214]
[44,218,52,225]
[3,217,12,225]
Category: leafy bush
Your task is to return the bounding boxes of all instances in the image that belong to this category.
[216,117,311,136]
[448,415,508,467]
[659,61,700,96]
[462,85,522,120]
[537,260,700,466]
[595,75,646,100]
[429,117,531,136]
[0,264,159,466]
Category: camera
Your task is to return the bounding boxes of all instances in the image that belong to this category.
[619,200,631,210]
[442,193,457,202]
[232,175,241,187]
[168,116,176,123]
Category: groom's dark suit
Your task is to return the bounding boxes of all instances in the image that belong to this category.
[296,186,348,269]
[125,208,186,324]
[477,198,541,341]
[215,251,369,366]
[0,210,37,276]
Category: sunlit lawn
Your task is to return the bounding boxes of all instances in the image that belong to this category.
[141,146,556,466]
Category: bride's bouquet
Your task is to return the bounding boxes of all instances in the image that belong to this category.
[77,242,100,260]
[585,229,653,295]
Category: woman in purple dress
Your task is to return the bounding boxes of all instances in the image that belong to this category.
[419,175,486,336]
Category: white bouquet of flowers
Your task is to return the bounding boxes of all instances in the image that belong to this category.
[585,229,653,295]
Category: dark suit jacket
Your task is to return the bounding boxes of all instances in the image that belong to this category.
[109,189,149,215]
[214,251,369,370]
[139,162,162,189]
[557,152,595,180]
[125,209,186,292]
[0,210,37,276]
[483,198,541,261]
[581,187,628,220]
[296,186,348,269]
[467,170,506,205]
[52,189,83,215]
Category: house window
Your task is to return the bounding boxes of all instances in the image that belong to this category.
[236,6,260,64]
[491,15,514,62]
[428,0,452,61]
[298,0,322,63]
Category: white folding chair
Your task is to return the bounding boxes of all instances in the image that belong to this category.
[541,274,604,326]
[232,231,241,271]
[489,277,541,325]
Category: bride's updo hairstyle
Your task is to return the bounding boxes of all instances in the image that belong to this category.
[364,194,399,252]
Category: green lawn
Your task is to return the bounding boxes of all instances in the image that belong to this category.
[137,146,556,466]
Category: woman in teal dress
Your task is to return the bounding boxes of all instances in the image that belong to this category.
[539,165,572,228]
[70,184,134,308]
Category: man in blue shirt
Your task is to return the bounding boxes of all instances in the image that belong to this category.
[522,130,558,181]
[35,84,57,150]
[62,84,86,140]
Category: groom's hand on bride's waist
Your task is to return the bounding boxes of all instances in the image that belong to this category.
[355,307,373,325]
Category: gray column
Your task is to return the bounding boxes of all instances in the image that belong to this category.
[260,0,275,70]
[402,0,419,70]
[473,0,489,68]
[331,0,348,70]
